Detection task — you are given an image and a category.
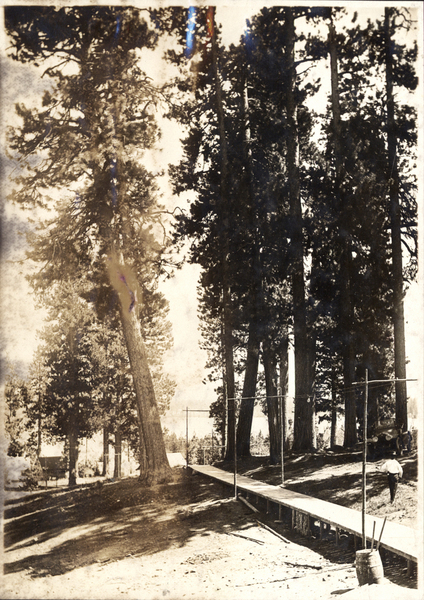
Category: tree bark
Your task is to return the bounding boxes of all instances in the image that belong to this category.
[263,343,280,464]
[330,368,338,448]
[385,7,408,431]
[308,329,317,449]
[102,425,109,477]
[279,334,289,451]
[236,320,260,457]
[235,72,262,459]
[118,298,172,485]
[328,17,357,447]
[68,414,79,487]
[285,7,313,452]
[210,9,236,461]
[114,426,122,479]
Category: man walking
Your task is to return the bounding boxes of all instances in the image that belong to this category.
[377,455,403,504]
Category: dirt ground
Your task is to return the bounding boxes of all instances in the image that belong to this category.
[1,450,420,600]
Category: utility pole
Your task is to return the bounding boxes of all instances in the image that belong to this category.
[186,407,189,468]
[233,399,238,499]
[362,369,368,548]
[353,374,416,548]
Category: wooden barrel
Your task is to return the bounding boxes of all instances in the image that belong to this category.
[355,549,385,585]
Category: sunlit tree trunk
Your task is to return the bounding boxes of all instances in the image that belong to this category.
[119,301,172,485]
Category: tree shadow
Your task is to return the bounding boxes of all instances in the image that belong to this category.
[3,471,257,578]
[228,451,417,509]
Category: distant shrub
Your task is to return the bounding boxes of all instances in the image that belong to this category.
[78,459,98,477]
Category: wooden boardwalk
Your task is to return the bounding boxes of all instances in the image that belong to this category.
[190,464,418,567]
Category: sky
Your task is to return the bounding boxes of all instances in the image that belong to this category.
[0,2,423,441]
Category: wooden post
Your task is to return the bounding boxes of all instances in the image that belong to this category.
[362,369,368,548]
[279,387,284,486]
[186,407,189,468]
[234,400,237,499]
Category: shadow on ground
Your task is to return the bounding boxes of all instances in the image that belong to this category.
[220,450,417,509]
[4,470,257,578]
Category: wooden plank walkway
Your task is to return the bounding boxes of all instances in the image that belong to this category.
[190,464,418,566]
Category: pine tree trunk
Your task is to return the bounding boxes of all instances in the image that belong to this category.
[330,369,338,448]
[285,7,313,452]
[119,302,172,485]
[328,17,357,447]
[341,246,356,447]
[114,427,122,479]
[102,426,109,477]
[308,329,317,449]
[68,417,79,487]
[236,320,260,457]
[263,344,280,464]
[210,11,236,461]
[385,7,408,431]
[235,73,262,459]
[222,282,236,461]
[279,334,289,451]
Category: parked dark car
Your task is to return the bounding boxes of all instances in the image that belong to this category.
[367,419,411,459]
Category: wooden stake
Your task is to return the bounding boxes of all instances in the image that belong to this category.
[370,521,376,550]
[376,517,387,551]
[238,496,260,514]
[256,520,291,543]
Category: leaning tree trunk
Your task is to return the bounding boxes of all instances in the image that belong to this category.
[385,7,408,431]
[119,303,172,485]
[107,258,170,485]
[107,249,172,485]
[285,7,313,452]
[263,342,281,465]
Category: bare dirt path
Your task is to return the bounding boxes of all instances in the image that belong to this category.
[1,452,420,600]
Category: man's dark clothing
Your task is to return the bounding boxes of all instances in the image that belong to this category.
[379,458,403,504]
[387,473,400,503]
